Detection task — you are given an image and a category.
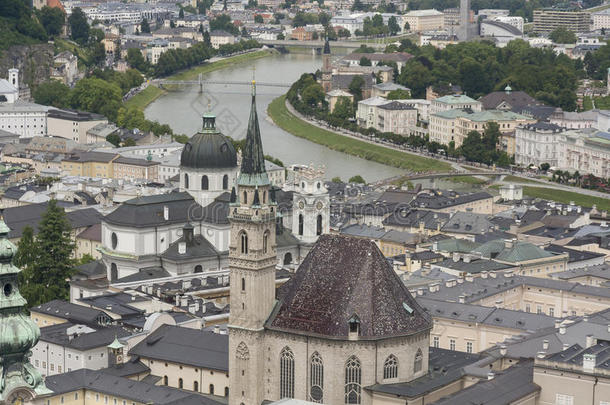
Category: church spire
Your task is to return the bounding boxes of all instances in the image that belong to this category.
[0,211,50,402]
[238,80,269,187]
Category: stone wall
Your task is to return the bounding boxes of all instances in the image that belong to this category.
[0,43,54,87]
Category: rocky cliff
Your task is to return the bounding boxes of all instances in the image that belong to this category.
[0,43,54,87]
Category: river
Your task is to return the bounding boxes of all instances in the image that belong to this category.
[144,52,404,182]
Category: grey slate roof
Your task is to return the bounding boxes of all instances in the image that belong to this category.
[441,212,495,235]
[550,263,610,281]
[267,234,432,340]
[44,369,224,404]
[410,190,492,210]
[383,209,450,230]
[73,260,107,278]
[432,257,514,274]
[545,341,610,371]
[544,244,605,263]
[40,323,130,350]
[31,299,111,326]
[479,90,540,110]
[430,361,539,405]
[100,358,150,378]
[188,192,231,225]
[104,192,199,228]
[114,266,171,283]
[129,324,229,371]
[78,292,148,317]
[331,74,374,91]
[161,234,219,260]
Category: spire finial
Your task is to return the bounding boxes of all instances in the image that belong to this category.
[251,65,256,97]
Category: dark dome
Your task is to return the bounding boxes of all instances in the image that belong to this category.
[180,115,238,169]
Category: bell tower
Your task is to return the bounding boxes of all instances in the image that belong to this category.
[0,212,50,403]
[228,81,276,405]
[321,38,332,92]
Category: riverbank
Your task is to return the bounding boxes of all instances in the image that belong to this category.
[126,49,273,110]
[267,95,452,173]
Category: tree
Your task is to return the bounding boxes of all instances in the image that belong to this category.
[106,133,121,147]
[203,30,211,46]
[141,18,151,34]
[460,131,485,163]
[39,6,65,37]
[90,41,106,67]
[277,33,285,40]
[18,200,75,307]
[403,22,410,32]
[179,7,185,18]
[349,175,365,183]
[127,48,147,72]
[122,138,136,146]
[549,26,576,44]
[69,78,122,121]
[359,56,372,66]
[540,162,551,172]
[331,177,342,183]
[13,226,36,273]
[33,81,70,108]
[348,75,365,102]
[332,96,354,120]
[69,7,89,44]
[386,89,411,100]
[351,0,365,11]
[301,83,325,107]
[388,16,400,35]
[254,14,263,23]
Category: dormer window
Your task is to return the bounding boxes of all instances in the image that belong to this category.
[348,315,360,339]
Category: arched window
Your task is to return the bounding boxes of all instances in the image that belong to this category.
[243,191,247,204]
[209,384,214,395]
[241,277,245,291]
[316,215,322,236]
[263,230,269,254]
[383,355,398,380]
[263,191,267,204]
[194,381,199,392]
[236,342,249,360]
[111,232,118,249]
[194,265,202,273]
[345,356,361,404]
[310,352,324,403]
[280,347,295,399]
[283,252,292,265]
[163,376,168,385]
[224,387,229,397]
[201,175,209,190]
[240,232,248,254]
[298,214,304,236]
[414,348,423,373]
[184,173,189,189]
[178,378,183,389]
[223,174,229,190]
[110,263,118,281]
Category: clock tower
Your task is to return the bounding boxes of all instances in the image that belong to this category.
[292,165,329,244]
[228,81,277,405]
[0,212,50,404]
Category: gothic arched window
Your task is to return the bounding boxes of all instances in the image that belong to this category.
[223,174,229,190]
[316,214,322,236]
[383,355,398,380]
[236,342,249,360]
[184,173,189,189]
[240,231,248,254]
[298,214,304,236]
[263,230,269,254]
[310,352,324,403]
[414,348,423,373]
[201,175,209,190]
[280,347,295,399]
[345,356,361,404]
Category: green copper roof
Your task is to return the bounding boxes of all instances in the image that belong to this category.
[238,81,269,187]
[435,238,480,253]
[434,94,479,104]
[107,336,124,350]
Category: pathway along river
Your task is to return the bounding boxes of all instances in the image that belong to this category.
[144,52,404,182]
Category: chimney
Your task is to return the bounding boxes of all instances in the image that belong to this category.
[458,295,466,304]
[563,343,570,350]
[543,339,549,350]
[583,314,589,322]
[417,288,424,296]
[452,252,460,262]
[487,372,494,380]
[559,325,567,334]
[178,242,186,254]
[555,320,562,329]
[536,351,546,359]
[183,223,194,245]
[463,254,471,263]
[481,271,488,279]
[583,353,596,371]
[495,299,502,308]
[500,345,507,356]
[490,271,497,278]
[214,325,220,334]
[586,334,596,348]
[465,274,474,282]
[163,205,169,220]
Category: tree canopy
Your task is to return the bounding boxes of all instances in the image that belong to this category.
[549,26,576,44]
[33,80,70,108]
[38,6,65,37]
[68,7,89,44]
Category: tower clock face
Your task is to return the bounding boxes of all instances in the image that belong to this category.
[6,388,34,404]
[316,201,323,211]
[298,200,305,210]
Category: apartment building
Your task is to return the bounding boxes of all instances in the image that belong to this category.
[515,122,568,168]
[113,156,159,181]
[62,152,118,178]
[430,94,482,115]
[533,8,591,34]
[404,9,445,32]
[47,109,108,144]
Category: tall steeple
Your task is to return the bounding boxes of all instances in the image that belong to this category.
[321,37,332,92]
[228,81,277,405]
[0,212,50,402]
[238,81,269,187]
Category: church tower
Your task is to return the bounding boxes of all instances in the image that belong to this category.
[292,164,329,244]
[321,38,332,92]
[0,212,50,403]
[228,81,277,405]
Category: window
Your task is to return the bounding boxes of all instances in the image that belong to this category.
[263,230,269,254]
[75,393,78,400]
[58,366,62,373]
[241,277,245,291]
[178,378,183,389]
[450,339,456,351]
[414,349,423,373]
[555,394,574,405]
[537,306,543,315]
[194,381,199,392]
[298,214,304,236]
[163,376,168,385]
[224,387,229,397]
[240,232,248,254]
[184,173,189,188]
[111,232,118,249]
[316,214,322,236]
[223,175,229,190]
[243,191,247,204]
[525,304,530,313]
[96,394,99,401]
[110,263,118,281]
[310,352,324,403]
[201,175,209,190]
[50,364,54,371]
[209,384,214,395]
[549,307,555,317]
[345,356,361,404]
[280,347,295,399]
[466,342,473,353]
[383,355,398,379]
[194,265,202,273]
